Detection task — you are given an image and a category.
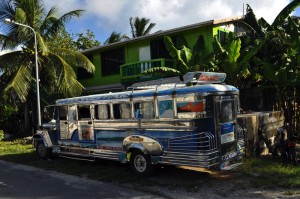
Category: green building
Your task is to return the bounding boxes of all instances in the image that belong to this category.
[80,16,243,93]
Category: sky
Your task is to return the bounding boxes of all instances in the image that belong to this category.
[42,0,300,44]
[0,0,299,47]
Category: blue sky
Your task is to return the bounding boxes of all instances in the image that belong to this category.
[43,0,299,44]
[0,0,299,46]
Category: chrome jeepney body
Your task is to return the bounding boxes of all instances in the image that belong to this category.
[34,72,243,174]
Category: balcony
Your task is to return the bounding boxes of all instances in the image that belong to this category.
[120,58,174,84]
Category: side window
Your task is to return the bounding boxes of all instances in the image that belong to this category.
[59,106,67,120]
[158,100,173,118]
[134,101,155,119]
[95,104,110,120]
[177,95,205,118]
[78,105,91,120]
[113,103,130,119]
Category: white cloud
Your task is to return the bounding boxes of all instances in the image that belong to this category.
[44,0,291,43]
[245,0,291,23]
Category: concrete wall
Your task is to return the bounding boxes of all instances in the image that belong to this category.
[237,111,284,156]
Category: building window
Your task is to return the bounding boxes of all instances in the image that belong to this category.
[218,30,227,43]
[77,54,94,80]
[101,48,124,76]
[150,38,173,59]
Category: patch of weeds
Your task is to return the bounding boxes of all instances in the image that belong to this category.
[0,130,4,141]
[239,156,300,189]
[284,190,295,195]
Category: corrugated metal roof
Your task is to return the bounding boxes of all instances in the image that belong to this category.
[81,16,244,54]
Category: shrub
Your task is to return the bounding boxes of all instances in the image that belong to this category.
[0,130,4,141]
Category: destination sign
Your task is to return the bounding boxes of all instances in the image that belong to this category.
[196,72,226,83]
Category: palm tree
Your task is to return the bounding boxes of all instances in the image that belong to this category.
[104,31,129,44]
[129,17,156,38]
[0,0,95,103]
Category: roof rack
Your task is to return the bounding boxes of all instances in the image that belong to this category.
[128,71,226,90]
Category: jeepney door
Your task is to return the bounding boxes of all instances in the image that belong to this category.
[77,105,94,142]
[58,105,77,139]
[214,96,238,162]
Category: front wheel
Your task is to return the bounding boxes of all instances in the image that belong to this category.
[130,151,153,176]
[36,142,53,160]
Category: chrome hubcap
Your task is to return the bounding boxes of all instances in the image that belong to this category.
[134,155,147,172]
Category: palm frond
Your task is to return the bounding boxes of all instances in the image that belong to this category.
[143,22,156,35]
[0,0,15,25]
[129,17,155,37]
[104,31,126,44]
[0,50,26,73]
[36,32,48,54]
[39,6,59,36]
[129,17,136,37]
[142,67,180,76]
[3,64,33,102]
[43,9,84,39]
[49,47,95,73]
[47,53,84,97]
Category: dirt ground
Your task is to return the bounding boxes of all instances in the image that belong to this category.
[130,166,300,199]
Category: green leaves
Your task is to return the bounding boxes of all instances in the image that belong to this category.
[4,64,33,102]
[228,38,241,64]
[51,47,95,74]
[0,0,95,103]
[272,0,300,28]
[129,17,156,38]
[104,31,129,44]
[142,67,180,77]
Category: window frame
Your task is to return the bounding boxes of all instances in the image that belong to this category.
[112,102,131,119]
[101,47,125,76]
[77,105,92,120]
[95,104,111,120]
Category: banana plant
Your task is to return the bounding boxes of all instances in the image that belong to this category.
[142,34,208,77]
[210,32,263,87]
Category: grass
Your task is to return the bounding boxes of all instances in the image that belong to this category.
[1,138,300,197]
[237,156,300,188]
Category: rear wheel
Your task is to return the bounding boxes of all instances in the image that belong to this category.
[287,149,298,166]
[36,142,52,160]
[130,151,153,176]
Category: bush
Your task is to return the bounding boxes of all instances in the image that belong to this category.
[0,130,4,141]
[0,101,21,135]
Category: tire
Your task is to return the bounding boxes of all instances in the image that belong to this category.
[130,150,153,176]
[273,145,286,159]
[36,142,53,160]
[288,150,298,166]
